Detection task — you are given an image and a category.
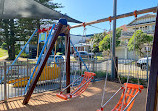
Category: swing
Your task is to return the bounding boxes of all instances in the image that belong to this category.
[112,83,143,111]
[56,24,95,100]
[97,83,144,111]
[97,12,144,111]
[56,71,96,100]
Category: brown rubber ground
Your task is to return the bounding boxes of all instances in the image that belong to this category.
[0,81,148,111]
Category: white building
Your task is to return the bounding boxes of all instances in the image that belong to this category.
[70,34,93,53]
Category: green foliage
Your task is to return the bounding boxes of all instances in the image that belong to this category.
[1,43,7,50]
[56,52,63,55]
[128,30,153,57]
[35,0,63,9]
[0,1,63,60]
[95,56,104,60]
[99,28,121,52]
[95,71,110,79]
[20,52,29,58]
[116,28,122,39]
[91,32,107,53]
[15,44,21,55]
[0,48,8,57]
[99,34,110,52]
[16,50,29,58]
[120,76,147,86]
[0,19,16,60]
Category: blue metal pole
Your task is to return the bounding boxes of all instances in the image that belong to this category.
[70,40,90,72]
[13,29,38,65]
[24,24,55,94]
[0,29,38,84]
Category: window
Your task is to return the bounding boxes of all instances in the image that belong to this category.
[140,27,142,30]
[145,26,147,30]
[80,52,84,54]
[152,25,155,30]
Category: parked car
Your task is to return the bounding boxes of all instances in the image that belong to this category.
[41,54,64,64]
[137,57,151,71]
[73,51,94,59]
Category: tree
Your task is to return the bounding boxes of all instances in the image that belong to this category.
[0,0,62,60]
[91,32,107,53]
[0,19,17,60]
[128,30,153,57]
[99,34,111,52]
[98,28,121,53]
[35,0,62,9]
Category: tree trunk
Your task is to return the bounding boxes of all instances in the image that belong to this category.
[36,19,40,57]
[3,19,16,60]
[8,19,16,60]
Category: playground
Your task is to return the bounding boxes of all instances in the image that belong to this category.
[0,0,158,111]
[0,81,147,111]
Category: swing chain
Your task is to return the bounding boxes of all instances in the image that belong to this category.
[133,10,141,91]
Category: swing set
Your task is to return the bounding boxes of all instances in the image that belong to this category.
[97,10,144,111]
[22,6,158,111]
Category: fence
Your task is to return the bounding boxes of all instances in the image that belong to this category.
[0,57,150,101]
[0,59,92,101]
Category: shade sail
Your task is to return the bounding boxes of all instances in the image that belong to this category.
[0,0,81,23]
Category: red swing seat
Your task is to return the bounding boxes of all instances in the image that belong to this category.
[97,83,144,111]
[56,72,96,100]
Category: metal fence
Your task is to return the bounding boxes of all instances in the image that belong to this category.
[0,58,150,101]
[0,59,91,101]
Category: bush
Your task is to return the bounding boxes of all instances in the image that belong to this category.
[95,71,110,79]
[1,43,7,50]
[15,44,21,55]
[20,52,29,58]
[16,50,29,58]
[119,76,147,87]
[56,52,63,55]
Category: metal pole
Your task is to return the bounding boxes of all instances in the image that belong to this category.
[59,60,62,91]
[68,7,156,29]
[66,33,70,93]
[123,91,140,111]
[146,46,149,82]
[111,0,117,79]
[4,62,7,102]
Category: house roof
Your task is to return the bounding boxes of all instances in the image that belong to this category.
[119,25,128,31]
[136,14,155,20]
[0,0,81,23]
[106,25,127,34]
[127,14,156,26]
[71,34,94,37]
[70,43,91,47]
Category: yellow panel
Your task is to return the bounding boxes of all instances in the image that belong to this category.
[8,65,60,87]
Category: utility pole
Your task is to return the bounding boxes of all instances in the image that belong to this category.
[111,0,117,79]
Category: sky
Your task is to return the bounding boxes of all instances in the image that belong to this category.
[54,0,157,35]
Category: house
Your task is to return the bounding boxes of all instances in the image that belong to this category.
[116,14,155,59]
[70,34,93,54]
[70,43,92,54]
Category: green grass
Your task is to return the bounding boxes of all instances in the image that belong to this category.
[95,56,104,60]
[56,52,63,55]
[0,48,8,57]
